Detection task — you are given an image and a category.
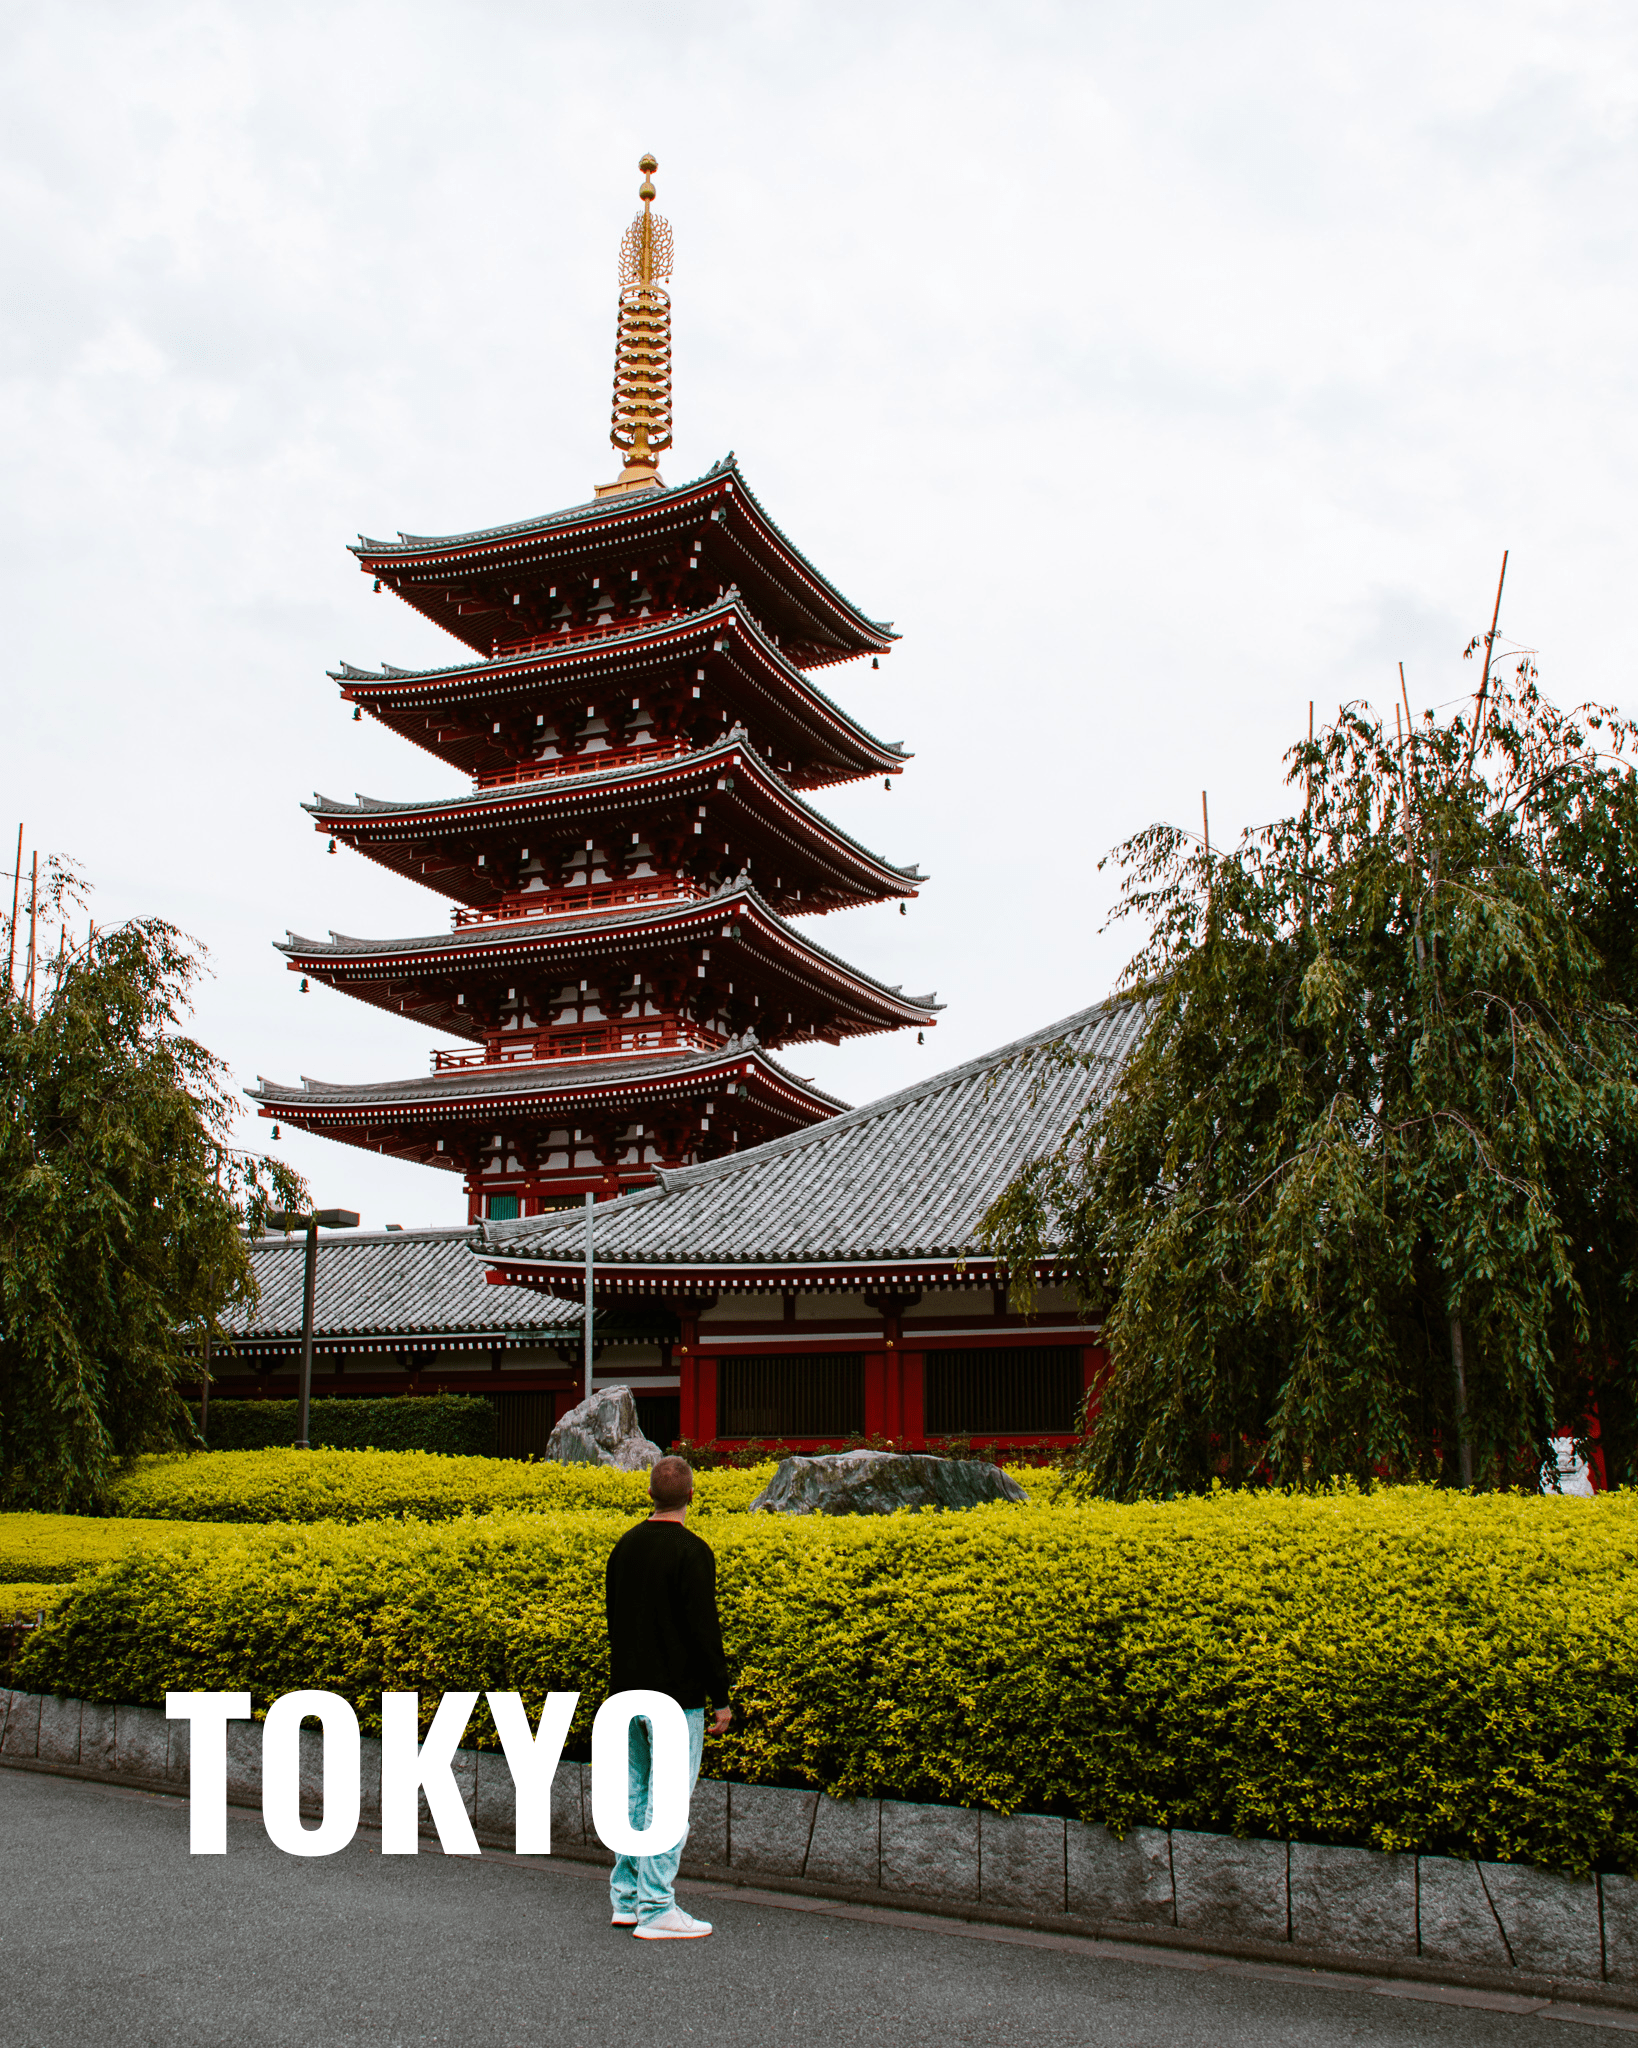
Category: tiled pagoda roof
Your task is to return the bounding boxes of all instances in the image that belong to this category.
[224,1226,581,1352]
[247,1035,849,1127]
[306,732,925,914]
[275,878,941,1043]
[351,456,895,667]
[331,595,908,788]
[476,998,1149,1293]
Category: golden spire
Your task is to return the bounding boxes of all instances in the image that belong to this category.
[597,153,674,497]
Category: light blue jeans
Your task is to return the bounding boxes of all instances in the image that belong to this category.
[609,1707,705,1924]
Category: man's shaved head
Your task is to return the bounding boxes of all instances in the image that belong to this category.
[650,1456,694,1511]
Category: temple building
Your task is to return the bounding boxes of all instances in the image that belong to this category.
[250,158,935,1219]
[215,999,1138,1457]
[477,1001,1145,1454]
[211,1226,673,1453]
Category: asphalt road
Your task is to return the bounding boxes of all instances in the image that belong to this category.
[0,1768,1627,2048]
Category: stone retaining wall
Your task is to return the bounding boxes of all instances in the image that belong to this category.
[4,1688,1634,2006]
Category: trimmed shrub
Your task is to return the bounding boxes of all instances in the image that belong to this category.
[17,1486,1638,1875]
[0,1582,70,1620]
[199,1395,496,1458]
[0,1511,241,1582]
[107,1449,778,1524]
[109,1449,1044,1526]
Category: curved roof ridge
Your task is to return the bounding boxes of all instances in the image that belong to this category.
[250,1223,478,1246]
[348,458,894,642]
[715,462,892,638]
[348,458,724,554]
[302,733,924,886]
[271,878,940,1016]
[485,995,1135,1250]
[228,1223,586,1339]
[653,996,1123,1188]
[328,596,908,764]
[246,1035,853,1115]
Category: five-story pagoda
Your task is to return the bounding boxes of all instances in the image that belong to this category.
[252,159,937,1219]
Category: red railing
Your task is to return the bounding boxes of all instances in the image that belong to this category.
[475,736,691,791]
[490,608,689,660]
[450,873,709,930]
[430,1018,727,1073]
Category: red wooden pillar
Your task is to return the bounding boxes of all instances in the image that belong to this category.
[901,1351,925,1450]
[1081,1342,1109,1429]
[678,1311,700,1442]
[863,1350,886,1439]
[696,1356,718,1445]
[882,1346,903,1442]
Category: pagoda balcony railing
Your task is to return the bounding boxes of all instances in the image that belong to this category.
[430,1017,726,1073]
[450,873,709,929]
[475,736,691,791]
[490,607,690,660]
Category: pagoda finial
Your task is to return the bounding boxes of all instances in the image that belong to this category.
[597,153,674,498]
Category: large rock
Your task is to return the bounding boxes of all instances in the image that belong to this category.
[749,1448,1027,1515]
[543,1387,661,1471]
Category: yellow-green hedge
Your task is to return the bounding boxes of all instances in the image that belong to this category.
[107,1450,779,1524]
[0,1582,70,1621]
[0,1512,243,1582]
[17,1486,1638,1874]
[108,1449,1049,1525]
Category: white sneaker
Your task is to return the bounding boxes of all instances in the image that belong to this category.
[610,1912,638,1927]
[632,1906,713,1940]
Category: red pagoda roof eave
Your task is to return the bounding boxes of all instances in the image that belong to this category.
[332,600,908,775]
[309,742,923,905]
[247,1051,849,1124]
[277,886,942,1030]
[350,464,897,662]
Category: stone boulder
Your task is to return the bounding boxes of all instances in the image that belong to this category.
[749,1448,1027,1516]
[543,1386,662,1471]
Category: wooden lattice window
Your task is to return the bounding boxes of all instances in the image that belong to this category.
[718,1354,863,1440]
[489,1390,556,1459]
[923,1348,1083,1436]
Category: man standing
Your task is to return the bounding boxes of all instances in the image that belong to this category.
[604,1454,732,1939]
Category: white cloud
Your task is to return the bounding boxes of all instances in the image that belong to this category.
[3,0,1634,1223]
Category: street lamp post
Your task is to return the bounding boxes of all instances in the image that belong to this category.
[583,1190,595,1406]
[267,1208,361,1448]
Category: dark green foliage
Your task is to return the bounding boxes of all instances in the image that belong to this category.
[198,1395,497,1458]
[0,868,306,1510]
[982,658,1638,1497]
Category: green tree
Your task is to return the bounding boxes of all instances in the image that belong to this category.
[0,863,306,1510]
[981,654,1638,1497]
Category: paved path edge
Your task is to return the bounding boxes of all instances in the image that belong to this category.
[4,1689,1635,2021]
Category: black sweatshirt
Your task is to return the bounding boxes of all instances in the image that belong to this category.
[604,1518,731,1711]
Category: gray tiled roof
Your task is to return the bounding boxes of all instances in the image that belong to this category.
[355,456,737,554]
[303,730,926,886]
[274,877,940,1014]
[225,1227,581,1342]
[330,595,910,762]
[352,455,895,643]
[248,1034,851,1113]
[478,997,1148,1274]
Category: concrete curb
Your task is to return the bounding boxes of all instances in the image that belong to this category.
[4,1687,1634,2013]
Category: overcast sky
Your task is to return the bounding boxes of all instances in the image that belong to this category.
[4,0,1635,1226]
